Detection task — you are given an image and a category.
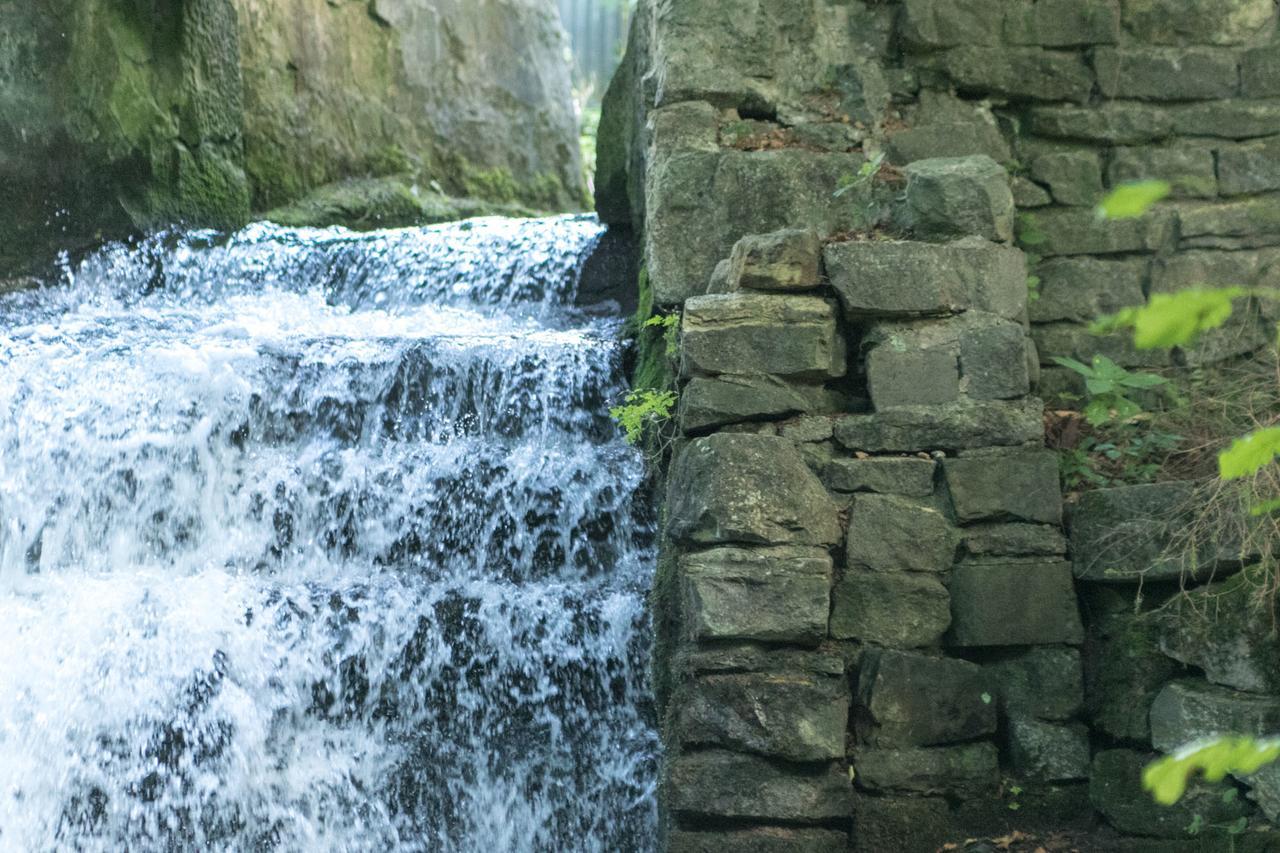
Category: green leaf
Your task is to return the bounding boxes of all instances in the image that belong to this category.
[1130,289,1245,349]
[1144,737,1280,806]
[1220,428,1280,480]
[1096,181,1171,220]
[1250,498,1280,517]
[1051,356,1093,378]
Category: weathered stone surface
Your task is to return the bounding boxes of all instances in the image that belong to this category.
[944,451,1062,525]
[1219,137,1280,196]
[1012,176,1053,208]
[646,147,877,305]
[1028,257,1148,324]
[1149,680,1280,752]
[727,229,824,292]
[854,744,999,796]
[921,47,1094,104]
[1095,48,1242,100]
[674,672,849,761]
[1119,0,1277,46]
[847,494,959,573]
[1004,0,1121,46]
[1071,482,1250,583]
[667,749,850,822]
[1247,763,1280,824]
[1030,150,1103,207]
[1085,613,1183,743]
[833,399,1044,453]
[1243,46,1280,97]
[856,650,997,747]
[679,546,832,645]
[1172,101,1280,140]
[668,828,848,853]
[1176,196,1280,251]
[886,122,1013,167]
[903,156,1016,243]
[1006,719,1090,781]
[1108,145,1218,198]
[830,570,952,648]
[680,293,846,380]
[1152,248,1275,293]
[680,375,839,433]
[1091,749,1251,839]
[948,560,1084,647]
[822,457,937,497]
[985,647,1084,721]
[1028,103,1174,145]
[1022,206,1175,256]
[866,344,960,408]
[825,238,1026,321]
[666,434,842,547]
[964,523,1069,558]
[1160,569,1280,694]
[960,318,1033,400]
[678,644,847,679]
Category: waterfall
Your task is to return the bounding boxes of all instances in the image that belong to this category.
[0,217,658,852]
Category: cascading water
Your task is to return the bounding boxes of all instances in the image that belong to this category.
[0,216,658,852]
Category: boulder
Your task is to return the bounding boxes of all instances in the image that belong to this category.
[674,672,850,761]
[822,457,937,498]
[948,560,1084,647]
[854,744,999,796]
[1006,718,1091,781]
[666,750,851,822]
[985,647,1084,721]
[846,494,959,573]
[726,229,824,292]
[679,546,833,645]
[902,156,1016,243]
[666,434,842,547]
[680,293,846,380]
[824,238,1027,321]
[1149,680,1280,753]
[856,650,997,747]
[943,451,1063,525]
[830,570,952,648]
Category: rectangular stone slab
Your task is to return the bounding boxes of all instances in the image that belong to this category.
[947,560,1084,647]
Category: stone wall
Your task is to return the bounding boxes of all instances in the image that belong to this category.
[598,1,1280,849]
[0,0,582,275]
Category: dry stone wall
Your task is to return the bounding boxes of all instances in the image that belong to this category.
[597,1,1280,850]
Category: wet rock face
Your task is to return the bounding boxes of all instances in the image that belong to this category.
[0,0,582,274]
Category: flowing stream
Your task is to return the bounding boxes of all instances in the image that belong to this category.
[0,216,658,852]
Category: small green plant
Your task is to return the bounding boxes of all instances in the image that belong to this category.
[834,152,885,198]
[643,313,680,357]
[610,389,677,447]
[1052,354,1169,427]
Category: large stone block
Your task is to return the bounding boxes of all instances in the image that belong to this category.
[822,456,937,497]
[829,570,952,648]
[886,122,1013,167]
[1175,196,1280,251]
[1091,749,1251,839]
[1003,0,1121,46]
[1084,613,1183,743]
[1030,150,1103,207]
[856,650,997,747]
[847,494,959,573]
[680,375,839,433]
[1021,206,1175,256]
[674,672,850,761]
[854,744,999,796]
[833,399,1045,453]
[865,345,959,408]
[824,238,1026,321]
[900,0,1005,48]
[903,156,1016,243]
[959,319,1033,400]
[1028,103,1174,144]
[1160,569,1280,694]
[679,546,833,645]
[680,293,845,380]
[1149,680,1280,753]
[668,828,848,853]
[1108,145,1218,198]
[985,646,1084,721]
[666,750,851,822]
[1243,46,1280,97]
[963,523,1069,559]
[1119,0,1277,45]
[1028,256,1148,324]
[666,433,842,547]
[1006,718,1090,781]
[943,451,1062,525]
[948,560,1084,647]
[1094,47,1242,100]
[1218,137,1280,196]
[1172,101,1280,140]
[921,47,1094,105]
[727,229,824,292]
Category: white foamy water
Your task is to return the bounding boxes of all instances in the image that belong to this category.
[0,216,658,852]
